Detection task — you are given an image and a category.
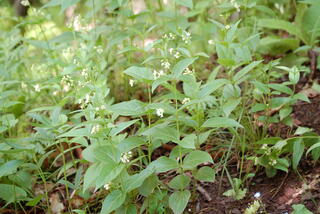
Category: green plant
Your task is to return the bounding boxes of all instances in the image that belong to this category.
[1,0,320,213]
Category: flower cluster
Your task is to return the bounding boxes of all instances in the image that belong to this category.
[161,60,170,69]
[34,84,41,92]
[61,75,74,92]
[129,79,135,87]
[21,0,30,6]
[91,124,101,134]
[169,48,180,59]
[182,98,190,104]
[183,67,194,75]
[156,108,164,118]
[153,70,165,79]
[208,40,215,45]
[103,182,111,190]
[94,45,103,54]
[230,0,240,12]
[181,31,191,44]
[163,33,176,40]
[120,151,133,163]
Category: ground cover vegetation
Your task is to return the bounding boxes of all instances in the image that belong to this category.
[1,0,320,213]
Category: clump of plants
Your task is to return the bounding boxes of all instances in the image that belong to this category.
[1,0,320,213]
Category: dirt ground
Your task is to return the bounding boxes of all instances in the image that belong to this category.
[193,94,320,214]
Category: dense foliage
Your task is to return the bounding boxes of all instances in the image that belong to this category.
[1,0,320,213]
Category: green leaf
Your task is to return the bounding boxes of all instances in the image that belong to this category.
[152,75,171,92]
[148,157,179,173]
[26,195,43,207]
[123,168,154,192]
[101,190,126,214]
[199,79,228,98]
[83,163,102,192]
[138,174,159,196]
[258,19,304,42]
[292,204,313,214]
[173,58,197,78]
[233,61,262,84]
[0,160,23,178]
[302,4,320,45]
[292,139,304,171]
[110,119,139,136]
[258,37,300,55]
[307,141,320,155]
[111,100,145,116]
[222,98,241,117]
[0,184,27,203]
[123,66,154,81]
[169,190,191,214]
[274,158,289,173]
[118,136,146,153]
[8,171,32,190]
[94,145,121,164]
[58,127,90,138]
[202,117,243,128]
[193,166,215,182]
[168,174,191,190]
[182,150,213,170]
[96,164,125,189]
[268,83,293,95]
[295,127,313,135]
[141,125,179,143]
[178,134,196,149]
[174,0,193,8]
[279,107,292,120]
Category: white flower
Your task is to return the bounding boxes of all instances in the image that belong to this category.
[182,98,190,104]
[85,94,90,104]
[261,144,268,150]
[95,46,103,54]
[233,2,240,12]
[225,25,231,30]
[174,52,180,59]
[103,183,111,190]
[34,84,40,92]
[81,69,88,78]
[129,79,135,87]
[153,70,165,79]
[208,40,215,45]
[182,31,191,44]
[253,192,261,198]
[53,91,59,96]
[63,84,70,92]
[156,108,164,118]
[168,33,176,40]
[269,159,277,166]
[21,0,30,6]
[91,125,101,134]
[161,60,170,69]
[120,151,132,163]
[169,48,174,54]
[183,67,193,75]
[21,82,27,89]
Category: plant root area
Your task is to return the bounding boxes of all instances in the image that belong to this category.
[191,95,320,213]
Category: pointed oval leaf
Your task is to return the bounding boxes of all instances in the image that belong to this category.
[202,117,243,128]
[101,190,126,214]
[169,190,191,214]
[182,150,213,170]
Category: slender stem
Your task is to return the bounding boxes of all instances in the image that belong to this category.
[147,85,152,163]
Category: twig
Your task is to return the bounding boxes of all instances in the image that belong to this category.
[197,185,212,202]
[271,173,288,199]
